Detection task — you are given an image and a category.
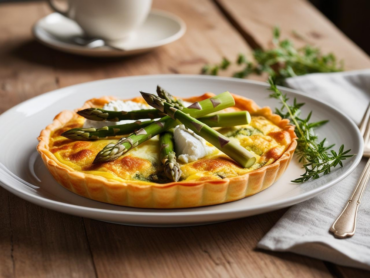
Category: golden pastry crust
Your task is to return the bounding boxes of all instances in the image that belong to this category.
[37,94,297,208]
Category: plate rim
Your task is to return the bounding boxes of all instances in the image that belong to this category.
[32,10,187,56]
[0,74,363,218]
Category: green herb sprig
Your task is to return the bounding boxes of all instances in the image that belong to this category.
[202,27,344,85]
[268,78,353,183]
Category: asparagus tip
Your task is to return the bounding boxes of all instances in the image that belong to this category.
[77,108,108,121]
[140,91,153,103]
[61,128,90,141]
[163,152,182,182]
[93,143,126,164]
[140,91,165,112]
[156,85,161,94]
[164,161,182,182]
[76,109,87,117]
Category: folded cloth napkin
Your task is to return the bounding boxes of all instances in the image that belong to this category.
[258,70,370,271]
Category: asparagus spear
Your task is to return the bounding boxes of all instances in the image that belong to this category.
[156,86,184,109]
[141,93,256,168]
[78,87,183,122]
[197,112,251,127]
[72,87,183,141]
[155,85,186,135]
[94,92,235,164]
[77,108,165,122]
[152,86,183,181]
[78,90,235,122]
[94,116,173,163]
[144,91,235,118]
[62,120,154,140]
[63,112,250,141]
[159,132,182,182]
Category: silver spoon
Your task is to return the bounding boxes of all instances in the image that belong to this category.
[72,36,126,51]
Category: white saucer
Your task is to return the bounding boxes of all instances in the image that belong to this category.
[0,75,362,226]
[33,10,186,57]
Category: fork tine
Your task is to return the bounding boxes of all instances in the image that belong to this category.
[360,102,370,137]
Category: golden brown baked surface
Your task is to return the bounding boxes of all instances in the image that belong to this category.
[37,94,297,208]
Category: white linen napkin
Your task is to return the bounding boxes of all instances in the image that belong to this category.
[258,70,370,271]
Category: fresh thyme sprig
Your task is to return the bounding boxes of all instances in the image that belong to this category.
[201,57,231,76]
[202,27,344,85]
[268,78,353,183]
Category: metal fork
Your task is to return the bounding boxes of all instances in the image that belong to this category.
[329,103,370,238]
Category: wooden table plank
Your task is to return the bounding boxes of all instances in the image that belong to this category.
[0,189,13,278]
[0,3,96,277]
[0,3,59,114]
[85,210,331,278]
[8,194,96,278]
[337,266,370,278]
[215,0,370,70]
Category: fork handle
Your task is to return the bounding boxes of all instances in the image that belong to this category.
[329,158,370,238]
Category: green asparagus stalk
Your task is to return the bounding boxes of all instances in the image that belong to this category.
[63,112,249,141]
[156,86,184,109]
[77,108,165,122]
[155,85,186,136]
[143,91,235,118]
[94,92,235,164]
[77,86,182,123]
[78,90,234,122]
[62,120,154,140]
[142,93,256,168]
[197,112,251,127]
[93,116,173,163]
[73,88,183,141]
[159,132,182,182]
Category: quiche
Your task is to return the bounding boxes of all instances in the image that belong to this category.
[37,93,297,208]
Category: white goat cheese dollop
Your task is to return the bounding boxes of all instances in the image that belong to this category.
[83,100,150,128]
[174,125,213,163]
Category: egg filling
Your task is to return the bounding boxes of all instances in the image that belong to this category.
[48,99,291,184]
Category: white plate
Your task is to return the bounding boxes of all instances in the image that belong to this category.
[0,75,362,226]
[33,11,186,57]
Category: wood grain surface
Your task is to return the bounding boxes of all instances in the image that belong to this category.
[0,0,369,277]
[215,0,370,70]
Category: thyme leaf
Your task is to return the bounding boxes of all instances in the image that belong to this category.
[268,78,353,183]
[202,27,344,85]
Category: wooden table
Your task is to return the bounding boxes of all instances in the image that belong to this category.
[0,1,369,277]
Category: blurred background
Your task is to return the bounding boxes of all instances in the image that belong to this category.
[1,0,369,55]
[310,0,370,55]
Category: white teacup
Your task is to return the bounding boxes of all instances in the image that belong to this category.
[47,0,152,41]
